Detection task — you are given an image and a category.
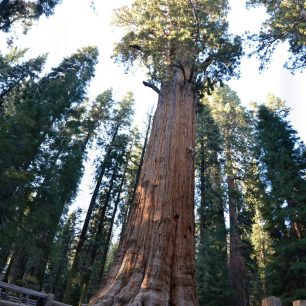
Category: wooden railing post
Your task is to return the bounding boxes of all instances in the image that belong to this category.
[44,293,54,306]
[262,296,282,306]
[293,301,306,306]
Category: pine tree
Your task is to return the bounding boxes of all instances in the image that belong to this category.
[195,103,233,306]
[201,85,255,306]
[0,0,61,32]
[63,92,135,304]
[44,208,83,300]
[0,48,46,108]
[246,0,306,71]
[78,133,133,305]
[0,46,99,286]
[256,95,306,304]
[0,46,98,230]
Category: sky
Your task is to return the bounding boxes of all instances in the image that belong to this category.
[0,0,305,215]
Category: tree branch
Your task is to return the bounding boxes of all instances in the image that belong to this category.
[129,44,142,51]
[188,0,200,46]
[143,81,160,94]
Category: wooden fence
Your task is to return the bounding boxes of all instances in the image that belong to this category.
[262,296,306,306]
[0,281,71,306]
[1,283,305,306]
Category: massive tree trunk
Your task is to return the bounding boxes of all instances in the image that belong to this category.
[90,73,198,306]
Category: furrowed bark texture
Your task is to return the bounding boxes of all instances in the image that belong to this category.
[90,75,198,306]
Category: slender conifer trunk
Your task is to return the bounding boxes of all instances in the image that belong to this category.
[64,129,119,303]
[90,73,198,306]
[226,146,248,306]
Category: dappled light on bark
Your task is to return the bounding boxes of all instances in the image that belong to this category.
[90,72,198,306]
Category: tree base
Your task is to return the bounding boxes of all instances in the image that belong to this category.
[94,289,169,306]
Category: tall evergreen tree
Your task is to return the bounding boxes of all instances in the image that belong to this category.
[195,103,233,306]
[202,85,255,306]
[23,91,111,288]
[0,46,98,230]
[63,92,134,304]
[0,48,46,108]
[0,46,99,286]
[3,100,99,287]
[78,133,132,305]
[256,95,306,304]
[43,208,83,300]
[0,0,61,32]
[247,0,306,71]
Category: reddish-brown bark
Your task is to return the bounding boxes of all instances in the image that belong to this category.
[90,73,198,306]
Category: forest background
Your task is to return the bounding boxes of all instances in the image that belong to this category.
[0,0,305,214]
[0,0,305,306]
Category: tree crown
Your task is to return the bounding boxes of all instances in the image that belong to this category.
[113,0,242,90]
[247,0,306,71]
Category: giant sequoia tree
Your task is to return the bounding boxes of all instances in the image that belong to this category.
[90,1,242,305]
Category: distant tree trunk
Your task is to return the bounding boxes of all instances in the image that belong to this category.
[121,113,152,236]
[64,129,119,302]
[4,247,28,284]
[97,153,130,286]
[22,133,93,290]
[78,168,118,305]
[90,73,198,306]
[226,148,248,306]
[0,251,10,276]
[196,108,232,305]
[287,199,302,239]
[198,139,206,239]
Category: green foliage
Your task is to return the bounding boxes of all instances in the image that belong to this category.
[247,0,306,71]
[195,103,233,306]
[0,0,62,32]
[0,48,46,107]
[200,85,258,306]
[0,46,98,227]
[44,209,82,299]
[256,96,306,304]
[0,46,100,288]
[113,0,242,90]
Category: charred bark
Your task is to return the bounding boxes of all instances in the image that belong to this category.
[90,73,198,306]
